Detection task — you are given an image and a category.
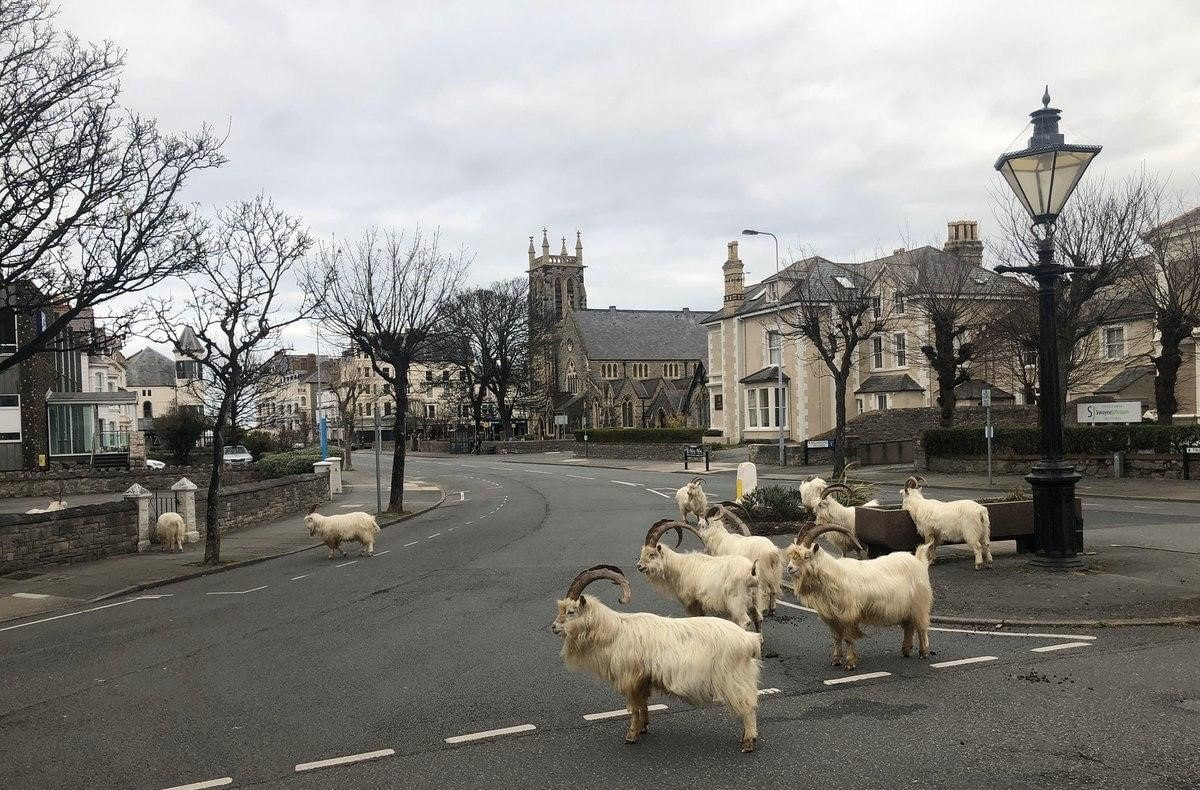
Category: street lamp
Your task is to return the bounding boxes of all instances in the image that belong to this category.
[994,88,1101,569]
[741,228,786,465]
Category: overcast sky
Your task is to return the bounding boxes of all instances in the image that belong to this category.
[59,0,1200,355]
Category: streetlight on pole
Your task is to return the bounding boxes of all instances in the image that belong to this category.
[741,228,786,466]
[993,87,1102,569]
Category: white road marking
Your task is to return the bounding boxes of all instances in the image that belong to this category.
[776,600,816,613]
[583,704,669,721]
[823,671,891,685]
[0,597,149,633]
[427,533,441,539]
[291,574,313,581]
[404,541,419,547]
[294,748,395,772]
[930,626,1097,641]
[757,687,782,696]
[11,592,50,599]
[524,469,553,475]
[445,724,537,744]
[158,778,233,790]
[611,480,639,487]
[465,522,473,525]
[205,585,268,596]
[458,491,466,502]
[335,560,358,568]
[930,656,998,668]
[566,474,595,480]
[1031,641,1092,653]
[644,488,672,498]
[375,550,391,556]
[447,527,455,532]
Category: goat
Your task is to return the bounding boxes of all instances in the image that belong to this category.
[553,564,762,752]
[637,519,762,632]
[675,477,708,524]
[811,483,877,559]
[798,476,827,511]
[900,476,992,569]
[155,512,186,553]
[305,504,380,558]
[785,523,933,670]
[698,504,783,616]
[25,498,67,514]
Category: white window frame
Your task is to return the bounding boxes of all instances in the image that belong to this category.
[856,398,864,415]
[875,394,888,411]
[0,393,20,442]
[893,292,906,315]
[872,337,884,370]
[1103,326,1126,360]
[871,296,882,320]
[744,385,788,430]
[424,403,437,419]
[767,331,782,366]
[632,363,648,378]
[893,333,906,367]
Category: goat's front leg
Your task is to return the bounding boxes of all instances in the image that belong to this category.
[624,690,647,743]
[830,633,844,666]
[901,622,915,657]
[843,640,859,671]
[917,623,931,658]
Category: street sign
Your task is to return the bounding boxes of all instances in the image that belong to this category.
[981,388,992,407]
[1077,401,1141,424]
[985,425,994,438]
[554,414,568,426]
[685,445,706,459]
[806,439,832,449]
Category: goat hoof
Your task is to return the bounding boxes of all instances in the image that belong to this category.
[625,734,639,744]
[740,738,757,753]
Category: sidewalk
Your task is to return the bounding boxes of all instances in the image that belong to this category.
[0,468,445,625]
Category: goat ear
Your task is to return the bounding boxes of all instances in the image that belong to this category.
[577,595,586,608]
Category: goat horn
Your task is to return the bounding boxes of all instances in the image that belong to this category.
[690,476,703,486]
[566,564,632,604]
[718,500,752,520]
[717,504,751,536]
[903,476,920,491]
[793,521,819,544]
[915,475,928,486]
[308,503,320,514]
[705,505,722,519]
[800,524,865,554]
[646,519,699,549]
[820,483,851,500]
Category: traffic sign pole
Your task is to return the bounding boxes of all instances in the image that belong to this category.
[982,388,993,486]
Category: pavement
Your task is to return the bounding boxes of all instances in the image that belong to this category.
[0,466,445,625]
[1,453,1198,789]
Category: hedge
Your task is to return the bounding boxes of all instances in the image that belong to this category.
[257,448,324,479]
[572,428,705,444]
[924,424,1200,457]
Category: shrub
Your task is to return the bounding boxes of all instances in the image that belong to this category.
[924,424,1200,457]
[154,406,210,465]
[740,485,810,522]
[572,427,705,444]
[257,448,323,479]
[242,430,278,461]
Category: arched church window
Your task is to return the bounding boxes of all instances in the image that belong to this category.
[567,279,576,310]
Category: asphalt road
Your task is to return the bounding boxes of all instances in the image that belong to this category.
[1,454,1198,790]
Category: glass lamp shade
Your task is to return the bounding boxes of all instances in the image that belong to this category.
[995,144,1101,225]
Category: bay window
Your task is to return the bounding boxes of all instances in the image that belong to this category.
[745,385,787,429]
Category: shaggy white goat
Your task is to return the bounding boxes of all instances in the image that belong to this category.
[698,504,784,616]
[810,483,877,559]
[305,505,380,558]
[553,564,762,752]
[674,477,708,524]
[25,498,67,514]
[900,476,992,569]
[637,519,762,631]
[798,476,827,511]
[155,512,186,553]
[785,523,933,670]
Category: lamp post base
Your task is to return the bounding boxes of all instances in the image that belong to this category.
[1026,460,1085,570]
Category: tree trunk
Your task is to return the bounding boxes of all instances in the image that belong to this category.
[936,365,957,428]
[388,393,407,513]
[1154,324,1187,424]
[203,389,235,564]
[831,377,849,477]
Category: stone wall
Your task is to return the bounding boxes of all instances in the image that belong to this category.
[194,472,329,535]
[0,500,138,573]
[0,466,262,498]
[924,452,1197,480]
[572,442,696,461]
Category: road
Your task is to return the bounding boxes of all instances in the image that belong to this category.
[1,454,1198,789]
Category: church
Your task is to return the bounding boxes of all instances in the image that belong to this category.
[527,229,709,436]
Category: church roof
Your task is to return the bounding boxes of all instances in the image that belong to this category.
[125,348,177,387]
[570,308,708,361]
[176,326,204,353]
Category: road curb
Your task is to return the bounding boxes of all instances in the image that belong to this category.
[86,487,447,605]
[929,612,1200,628]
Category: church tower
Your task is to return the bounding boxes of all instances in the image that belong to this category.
[528,228,586,323]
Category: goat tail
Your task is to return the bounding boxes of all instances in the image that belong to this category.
[915,542,933,565]
[980,506,991,537]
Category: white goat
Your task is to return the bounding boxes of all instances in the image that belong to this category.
[785,523,933,670]
[553,564,762,752]
[155,512,186,553]
[900,476,992,569]
[811,483,877,559]
[674,477,708,524]
[25,498,67,514]
[798,476,827,511]
[637,519,762,632]
[698,504,784,616]
[305,505,380,558]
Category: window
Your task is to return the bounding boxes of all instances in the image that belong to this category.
[566,364,578,394]
[745,385,787,429]
[621,398,634,428]
[871,296,882,319]
[424,403,436,419]
[49,403,95,455]
[0,394,19,441]
[554,280,563,319]
[876,394,888,410]
[94,371,104,391]
[442,370,450,382]
[459,404,470,418]
[856,398,864,415]
[632,363,648,378]
[567,279,576,309]
[893,333,907,366]
[1021,348,1037,367]
[425,370,433,382]
[894,292,906,314]
[713,394,724,412]
[1103,326,1125,360]
[300,396,306,407]
[0,306,16,353]
[834,276,855,289]
[767,331,782,366]
[601,363,619,379]
[663,362,680,378]
[384,402,392,416]
[143,401,153,419]
[872,337,884,369]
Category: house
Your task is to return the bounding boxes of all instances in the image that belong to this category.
[125,327,206,443]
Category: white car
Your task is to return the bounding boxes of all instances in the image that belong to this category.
[223,445,253,465]
[145,459,166,469]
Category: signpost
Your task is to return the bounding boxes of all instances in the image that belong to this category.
[802,439,832,466]
[1077,401,1141,424]
[684,444,709,472]
[982,388,992,485]
[374,403,382,514]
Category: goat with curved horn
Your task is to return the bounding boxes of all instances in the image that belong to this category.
[694,504,783,616]
[799,523,866,555]
[675,477,709,524]
[566,564,632,604]
[646,518,689,548]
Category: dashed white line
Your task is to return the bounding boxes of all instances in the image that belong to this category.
[427,533,441,539]
[404,541,419,547]
[1030,641,1092,653]
[158,778,233,790]
[930,656,998,668]
[565,474,594,480]
[583,704,668,721]
[445,724,537,744]
[11,592,50,599]
[374,550,391,556]
[611,480,639,487]
[335,560,358,568]
[524,469,553,475]
[291,573,313,581]
[776,600,816,613]
[930,626,1097,641]
[757,687,782,696]
[823,671,891,685]
[294,748,395,772]
[644,488,672,498]
[205,585,268,596]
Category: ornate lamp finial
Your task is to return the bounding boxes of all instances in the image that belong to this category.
[1042,85,1051,108]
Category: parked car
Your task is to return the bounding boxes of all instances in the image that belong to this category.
[145,459,166,469]
[222,445,253,465]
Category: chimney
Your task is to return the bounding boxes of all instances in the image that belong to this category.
[944,219,984,266]
[723,241,745,309]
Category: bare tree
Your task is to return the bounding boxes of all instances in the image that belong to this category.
[303,228,470,512]
[0,1,224,373]
[484,278,532,439]
[443,290,493,447]
[325,356,362,468]
[780,258,890,475]
[151,196,317,564]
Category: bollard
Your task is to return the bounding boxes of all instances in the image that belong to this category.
[124,483,153,552]
[736,461,758,502]
[313,460,333,498]
[324,456,343,495]
[171,477,199,544]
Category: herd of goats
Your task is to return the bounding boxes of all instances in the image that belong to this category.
[553,475,994,753]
